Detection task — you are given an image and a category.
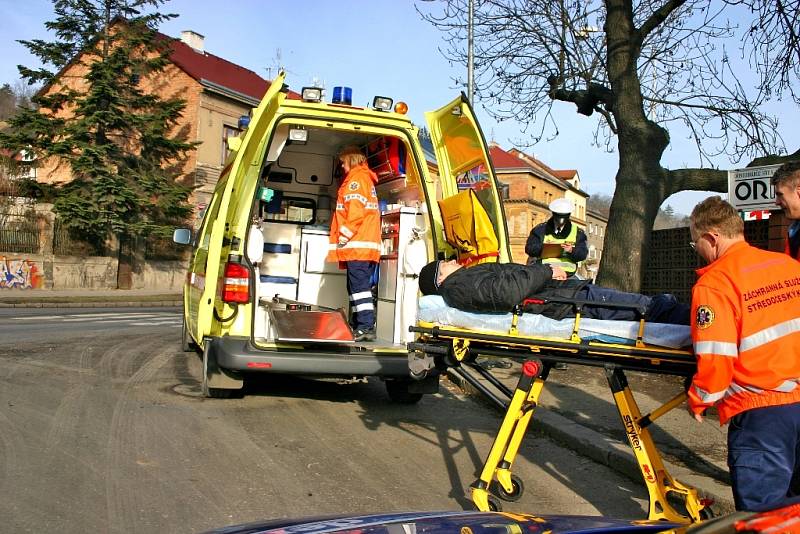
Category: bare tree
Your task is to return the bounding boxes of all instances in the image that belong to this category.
[420,0,790,290]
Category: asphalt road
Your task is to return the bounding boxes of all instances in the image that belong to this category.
[0,308,649,533]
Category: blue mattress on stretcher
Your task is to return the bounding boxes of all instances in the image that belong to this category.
[417,295,691,349]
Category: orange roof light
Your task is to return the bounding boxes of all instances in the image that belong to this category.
[394,101,408,115]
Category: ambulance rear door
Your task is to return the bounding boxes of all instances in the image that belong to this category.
[193,71,287,343]
[424,94,511,262]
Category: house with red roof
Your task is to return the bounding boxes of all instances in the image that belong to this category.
[33,27,297,217]
[489,143,590,269]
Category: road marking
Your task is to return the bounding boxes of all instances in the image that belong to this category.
[13,313,168,321]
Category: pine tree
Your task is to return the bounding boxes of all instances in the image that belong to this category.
[0,0,194,251]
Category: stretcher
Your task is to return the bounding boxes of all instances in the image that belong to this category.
[407,294,714,524]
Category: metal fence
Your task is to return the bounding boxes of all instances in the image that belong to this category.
[145,234,187,261]
[0,211,39,254]
[52,218,103,256]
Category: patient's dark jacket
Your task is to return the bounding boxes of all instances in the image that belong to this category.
[436,262,690,324]
[437,263,588,320]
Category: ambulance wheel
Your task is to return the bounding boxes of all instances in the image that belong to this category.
[181,319,197,353]
[493,474,524,502]
[386,379,423,404]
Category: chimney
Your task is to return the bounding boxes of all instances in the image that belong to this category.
[180,30,205,52]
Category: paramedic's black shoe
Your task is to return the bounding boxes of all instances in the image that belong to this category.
[554,362,569,370]
[354,328,376,342]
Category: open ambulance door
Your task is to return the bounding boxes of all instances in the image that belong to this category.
[192,71,287,344]
[424,94,511,263]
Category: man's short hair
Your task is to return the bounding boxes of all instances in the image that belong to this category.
[690,196,744,238]
[771,161,800,188]
[338,145,367,168]
[418,260,441,296]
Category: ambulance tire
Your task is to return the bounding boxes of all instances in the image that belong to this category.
[385,379,423,404]
[492,474,524,502]
[181,319,198,353]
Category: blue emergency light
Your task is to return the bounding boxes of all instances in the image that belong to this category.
[332,86,352,105]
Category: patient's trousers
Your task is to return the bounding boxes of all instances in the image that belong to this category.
[579,286,690,325]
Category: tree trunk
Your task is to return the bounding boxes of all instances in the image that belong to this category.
[596,127,669,290]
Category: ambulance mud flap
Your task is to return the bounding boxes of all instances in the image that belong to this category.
[202,338,244,398]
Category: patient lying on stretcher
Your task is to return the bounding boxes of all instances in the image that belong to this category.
[417,260,690,325]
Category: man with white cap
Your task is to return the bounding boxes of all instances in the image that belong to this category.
[525,197,588,277]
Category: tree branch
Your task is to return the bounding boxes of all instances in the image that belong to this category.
[636,0,687,46]
[667,167,727,195]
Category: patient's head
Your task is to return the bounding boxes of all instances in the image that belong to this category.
[418,260,462,295]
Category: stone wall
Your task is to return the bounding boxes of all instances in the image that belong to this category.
[0,253,185,291]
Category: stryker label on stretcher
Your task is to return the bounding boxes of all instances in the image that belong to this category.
[417,295,692,349]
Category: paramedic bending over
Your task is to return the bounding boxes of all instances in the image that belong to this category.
[687,196,800,511]
[327,146,381,342]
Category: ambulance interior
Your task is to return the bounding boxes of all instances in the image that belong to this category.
[249,122,429,347]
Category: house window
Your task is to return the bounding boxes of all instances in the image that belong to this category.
[221,125,242,164]
[500,183,510,200]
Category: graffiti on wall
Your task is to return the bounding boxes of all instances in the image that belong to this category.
[0,257,44,289]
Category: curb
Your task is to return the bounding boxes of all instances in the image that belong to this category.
[0,300,183,308]
[445,368,735,516]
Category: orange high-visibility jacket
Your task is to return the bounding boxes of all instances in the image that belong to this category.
[327,164,381,264]
[689,241,800,424]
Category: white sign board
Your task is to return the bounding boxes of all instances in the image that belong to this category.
[728,164,783,211]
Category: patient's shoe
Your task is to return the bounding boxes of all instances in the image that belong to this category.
[354,328,376,342]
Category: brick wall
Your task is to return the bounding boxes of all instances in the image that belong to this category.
[642,219,771,302]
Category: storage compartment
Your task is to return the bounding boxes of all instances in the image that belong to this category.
[367,136,406,179]
[376,207,428,344]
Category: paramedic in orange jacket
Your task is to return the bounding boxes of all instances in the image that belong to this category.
[687,196,800,511]
[771,161,800,260]
[328,146,381,342]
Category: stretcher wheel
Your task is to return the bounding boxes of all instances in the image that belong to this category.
[492,474,524,502]
[486,495,502,512]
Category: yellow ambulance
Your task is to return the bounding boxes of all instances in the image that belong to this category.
[173,71,510,401]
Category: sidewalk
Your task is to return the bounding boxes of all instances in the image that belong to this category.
[0,288,182,308]
[0,288,732,514]
[446,360,735,515]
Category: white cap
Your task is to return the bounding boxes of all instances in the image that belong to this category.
[549,198,574,215]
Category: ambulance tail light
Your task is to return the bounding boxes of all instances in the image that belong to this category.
[222,262,250,303]
[372,96,393,111]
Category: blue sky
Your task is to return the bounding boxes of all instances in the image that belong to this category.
[2,0,797,215]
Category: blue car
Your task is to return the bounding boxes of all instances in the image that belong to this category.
[202,502,800,534]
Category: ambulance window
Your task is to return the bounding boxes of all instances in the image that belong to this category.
[260,195,315,224]
[221,125,241,164]
[198,192,224,250]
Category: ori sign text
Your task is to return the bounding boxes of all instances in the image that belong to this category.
[728,164,782,211]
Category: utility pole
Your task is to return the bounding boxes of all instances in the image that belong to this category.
[467,0,474,104]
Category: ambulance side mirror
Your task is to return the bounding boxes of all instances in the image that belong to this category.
[173,228,192,245]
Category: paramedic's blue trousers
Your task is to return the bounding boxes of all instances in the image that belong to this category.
[346,261,377,331]
[727,403,800,511]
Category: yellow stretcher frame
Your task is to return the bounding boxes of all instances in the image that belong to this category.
[408,309,714,524]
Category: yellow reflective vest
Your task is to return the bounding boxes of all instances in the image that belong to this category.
[540,225,579,273]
